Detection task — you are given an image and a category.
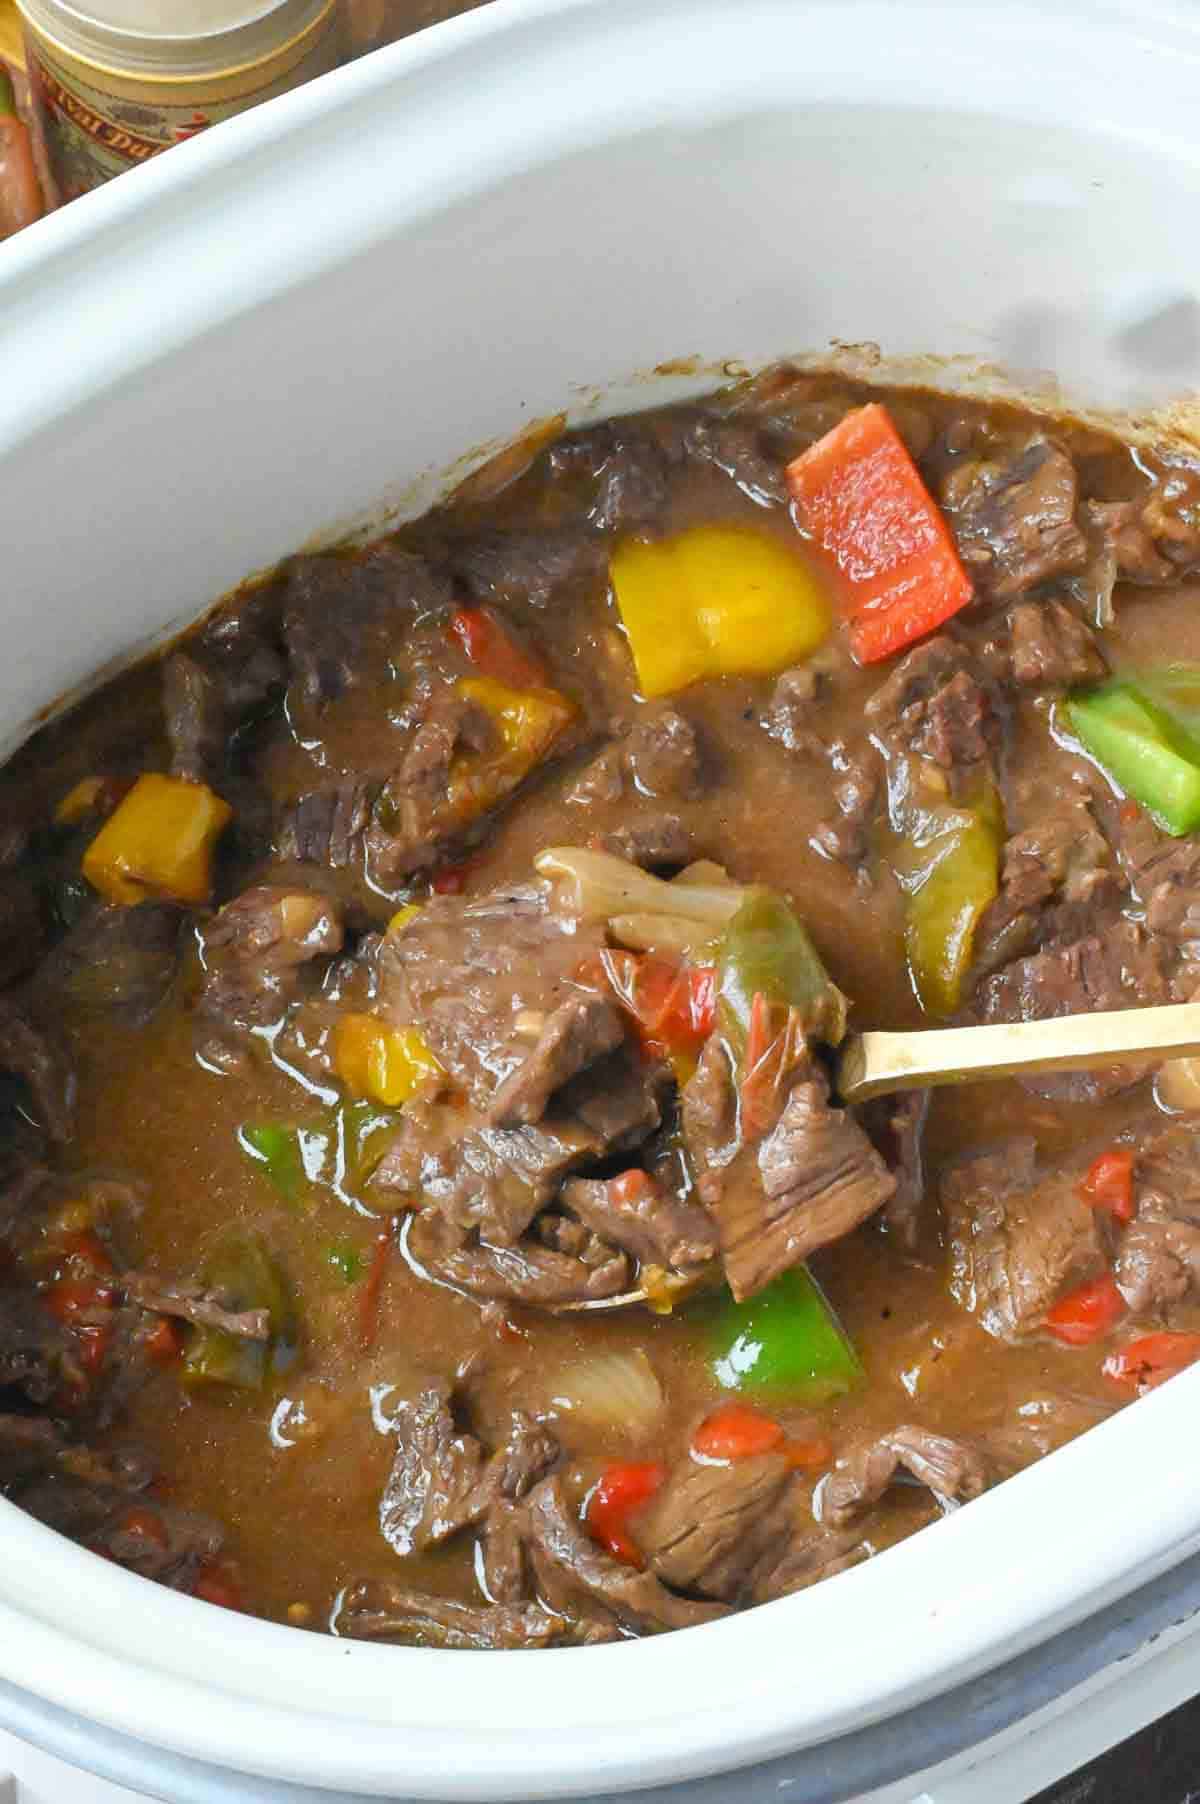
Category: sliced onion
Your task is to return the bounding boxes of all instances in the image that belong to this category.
[1157,1055,1200,1114]
[543,1348,664,1439]
[608,912,720,958]
[535,845,746,927]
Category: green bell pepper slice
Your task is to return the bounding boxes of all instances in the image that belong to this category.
[708,1266,864,1402]
[181,1232,300,1391]
[716,888,848,1056]
[239,1122,306,1204]
[1066,680,1200,837]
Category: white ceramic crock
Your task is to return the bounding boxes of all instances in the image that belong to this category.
[2,1,1200,1797]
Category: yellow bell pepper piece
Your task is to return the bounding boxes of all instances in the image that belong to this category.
[55,776,107,826]
[333,1014,443,1107]
[610,523,831,698]
[895,789,1003,1017]
[387,903,422,935]
[450,677,575,814]
[81,773,232,905]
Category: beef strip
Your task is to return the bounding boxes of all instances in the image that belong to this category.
[406,1213,631,1306]
[593,815,695,870]
[283,544,452,720]
[18,1461,224,1590]
[334,1583,605,1649]
[940,437,1088,600]
[972,793,1118,979]
[376,1096,611,1246]
[865,638,997,807]
[0,867,43,990]
[31,901,181,1026]
[1009,600,1106,689]
[639,1451,793,1600]
[364,690,511,887]
[560,1174,718,1271]
[977,920,1169,1101]
[684,1038,895,1301]
[762,665,825,754]
[522,1474,729,1633]
[121,1272,270,1341]
[942,1138,1108,1339]
[452,528,608,612]
[0,1288,67,1404]
[375,883,611,1112]
[859,1088,929,1250]
[1107,805,1200,944]
[0,999,74,1143]
[569,707,706,806]
[810,750,881,871]
[488,995,624,1128]
[379,1383,487,1557]
[164,596,283,783]
[1114,1127,1200,1313]
[747,1518,868,1604]
[813,1426,993,1528]
[276,778,374,871]
[197,883,344,1031]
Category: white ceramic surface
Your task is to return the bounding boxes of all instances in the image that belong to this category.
[1,1,1200,1796]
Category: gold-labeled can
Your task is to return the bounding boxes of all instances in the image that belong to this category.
[17,0,341,201]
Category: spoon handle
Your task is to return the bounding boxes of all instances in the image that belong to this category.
[837,1003,1200,1105]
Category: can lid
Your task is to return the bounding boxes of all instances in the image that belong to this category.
[16,0,334,74]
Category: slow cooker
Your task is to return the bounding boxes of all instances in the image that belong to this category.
[2,1,1200,1797]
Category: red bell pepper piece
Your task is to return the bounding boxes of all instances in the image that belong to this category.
[1044,1272,1126,1346]
[785,403,973,664]
[599,949,716,1059]
[691,1400,785,1461]
[144,1315,184,1363]
[358,1226,393,1353]
[1103,1332,1200,1393]
[1077,1148,1135,1222]
[586,1460,667,1566]
[449,607,548,689]
[193,1559,246,1611]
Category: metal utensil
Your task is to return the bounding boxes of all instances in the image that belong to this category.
[557,1001,1200,1313]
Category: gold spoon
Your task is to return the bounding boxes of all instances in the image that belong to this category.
[557,1001,1200,1313]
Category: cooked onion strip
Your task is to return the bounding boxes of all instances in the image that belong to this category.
[543,1348,665,1438]
[535,845,746,927]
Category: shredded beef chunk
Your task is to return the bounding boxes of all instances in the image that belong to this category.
[283,544,452,720]
[860,1088,929,1249]
[121,1272,269,1341]
[593,814,695,870]
[0,1288,67,1404]
[407,1212,630,1306]
[1009,600,1106,689]
[814,1427,992,1528]
[943,1138,1108,1339]
[570,707,706,806]
[32,902,181,1026]
[1115,1128,1200,1313]
[379,1383,487,1556]
[560,1174,717,1271]
[972,793,1117,978]
[198,884,343,1030]
[977,921,1168,1101]
[0,999,74,1143]
[763,664,824,754]
[940,437,1087,600]
[276,778,373,871]
[865,637,997,802]
[523,1474,728,1633]
[1108,804,1200,944]
[376,884,611,1110]
[334,1584,563,1649]
[452,528,608,612]
[639,1452,792,1599]
[685,1038,895,1301]
[364,691,508,886]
